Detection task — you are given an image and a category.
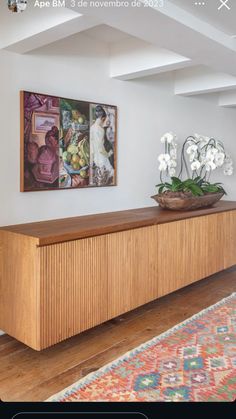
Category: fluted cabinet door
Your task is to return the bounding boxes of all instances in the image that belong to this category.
[224,210,236,269]
[107,226,159,319]
[0,232,40,350]
[39,236,108,349]
[158,213,225,298]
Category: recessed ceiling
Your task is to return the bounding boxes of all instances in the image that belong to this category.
[83,24,130,44]
[170,0,236,36]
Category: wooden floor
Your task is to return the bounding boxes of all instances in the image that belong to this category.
[0,267,236,402]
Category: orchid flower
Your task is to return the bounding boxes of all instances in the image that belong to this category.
[191,160,201,171]
[157,132,233,185]
[186,144,198,155]
[160,132,175,144]
[158,153,171,171]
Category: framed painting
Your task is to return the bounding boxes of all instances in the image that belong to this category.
[20,91,117,191]
[32,112,60,134]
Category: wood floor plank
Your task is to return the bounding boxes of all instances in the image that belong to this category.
[0,267,235,402]
[13,316,192,402]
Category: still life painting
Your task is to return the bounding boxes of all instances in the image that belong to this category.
[21,91,117,191]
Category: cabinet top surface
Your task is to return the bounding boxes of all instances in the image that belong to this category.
[1,201,236,246]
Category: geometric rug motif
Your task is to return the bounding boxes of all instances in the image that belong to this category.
[47,293,236,402]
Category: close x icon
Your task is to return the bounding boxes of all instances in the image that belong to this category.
[218,0,231,10]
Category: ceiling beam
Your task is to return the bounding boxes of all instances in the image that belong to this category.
[65,1,236,77]
[110,38,191,80]
[5,15,100,54]
[175,66,236,96]
[219,91,236,108]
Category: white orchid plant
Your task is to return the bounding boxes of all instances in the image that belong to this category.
[157,132,233,196]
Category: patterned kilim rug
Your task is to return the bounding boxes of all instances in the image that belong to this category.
[47,293,236,402]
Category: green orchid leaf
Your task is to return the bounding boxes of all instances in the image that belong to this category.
[170,177,183,191]
[193,176,203,185]
[158,185,166,194]
[183,179,195,187]
[202,185,219,193]
[171,177,182,184]
[188,184,204,196]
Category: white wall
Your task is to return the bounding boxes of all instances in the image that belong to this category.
[0,33,235,226]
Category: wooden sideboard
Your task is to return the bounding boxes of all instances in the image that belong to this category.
[0,201,236,351]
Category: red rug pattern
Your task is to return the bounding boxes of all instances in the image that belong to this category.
[48,293,236,402]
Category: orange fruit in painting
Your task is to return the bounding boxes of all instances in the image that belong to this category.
[78,116,85,124]
[80,169,88,179]
[72,110,81,121]
[72,162,81,170]
[72,154,80,164]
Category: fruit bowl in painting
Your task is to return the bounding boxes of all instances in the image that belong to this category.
[151,192,224,211]
[63,162,89,176]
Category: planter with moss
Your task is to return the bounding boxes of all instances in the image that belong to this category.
[152,177,226,211]
[152,191,224,211]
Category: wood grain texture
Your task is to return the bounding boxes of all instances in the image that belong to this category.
[1,206,236,351]
[1,201,236,246]
[0,266,235,402]
[157,213,225,297]
[39,236,108,349]
[0,231,40,349]
[107,226,158,318]
[224,210,236,269]
[39,226,159,349]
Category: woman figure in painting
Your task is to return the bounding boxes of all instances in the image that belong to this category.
[90,105,114,184]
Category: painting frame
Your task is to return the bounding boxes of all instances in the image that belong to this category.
[20,91,117,192]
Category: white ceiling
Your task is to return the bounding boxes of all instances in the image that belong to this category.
[83,24,130,44]
[0,2,78,49]
[1,0,236,106]
[171,0,236,36]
